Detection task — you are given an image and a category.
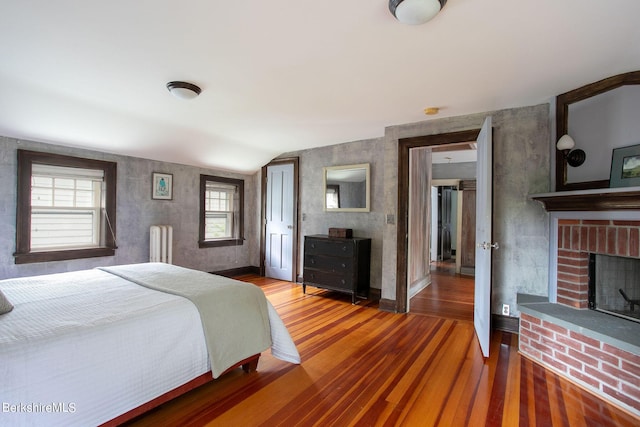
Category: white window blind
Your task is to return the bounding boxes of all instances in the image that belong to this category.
[30,164,104,250]
[204,182,238,240]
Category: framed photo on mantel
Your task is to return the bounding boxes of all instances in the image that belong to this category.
[152,172,173,200]
[610,144,640,188]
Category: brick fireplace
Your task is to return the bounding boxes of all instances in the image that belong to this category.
[519,211,640,417]
[556,219,640,309]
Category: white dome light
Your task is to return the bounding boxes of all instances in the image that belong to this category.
[389,0,446,25]
[166,81,202,100]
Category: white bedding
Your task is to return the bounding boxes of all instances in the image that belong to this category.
[0,266,299,426]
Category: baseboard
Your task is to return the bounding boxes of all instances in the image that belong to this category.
[379,298,397,313]
[212,266,260,277]
[460,266,475,276]
[492,313,519,334]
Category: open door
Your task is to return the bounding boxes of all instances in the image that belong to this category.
[474,116,496,358]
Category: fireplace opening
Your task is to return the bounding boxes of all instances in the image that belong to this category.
[588,253,640,323]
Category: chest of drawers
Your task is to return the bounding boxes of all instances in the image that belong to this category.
[303,235,371,303]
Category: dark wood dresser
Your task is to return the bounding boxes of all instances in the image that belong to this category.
[303,235,371,303]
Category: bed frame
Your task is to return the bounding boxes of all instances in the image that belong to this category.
[99,354,260,426]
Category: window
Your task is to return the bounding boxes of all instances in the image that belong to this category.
[15,150,117,264]
[325,184,340,209]
[199,175,243,248]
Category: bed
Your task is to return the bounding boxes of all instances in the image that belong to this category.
[0,263,300,426]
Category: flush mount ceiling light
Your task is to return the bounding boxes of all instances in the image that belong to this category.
[166,81,201,100]
[389,0,447,25]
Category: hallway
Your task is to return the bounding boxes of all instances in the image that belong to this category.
[410,260,474,321]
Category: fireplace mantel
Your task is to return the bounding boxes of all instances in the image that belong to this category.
[530,187,640,212]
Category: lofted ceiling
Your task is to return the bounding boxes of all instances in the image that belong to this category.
[1,1,639,173]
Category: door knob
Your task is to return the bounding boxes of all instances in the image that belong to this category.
[477,241,499,250]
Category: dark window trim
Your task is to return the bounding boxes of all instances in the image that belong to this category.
[198,174,244,248]
[14,149,117,264]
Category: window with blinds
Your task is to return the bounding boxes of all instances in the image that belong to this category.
[14,150,117,264]
[199,175,244,247]
[30,164,104,250]
[204,182,237,239]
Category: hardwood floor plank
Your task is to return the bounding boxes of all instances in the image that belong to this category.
[502,333,522,426]
[399,322,474,426]
[485,332,512,425]
[409,268,474,322]
[124,276,639,427]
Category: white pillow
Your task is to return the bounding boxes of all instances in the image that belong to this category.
[0,290,13,315]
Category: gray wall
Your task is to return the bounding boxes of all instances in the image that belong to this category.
[2,102,552,316]
[285,103,551,314]
[283,138,385,290]
[0,136,259,279]
[432,162,476,180]
[382,104,551,314]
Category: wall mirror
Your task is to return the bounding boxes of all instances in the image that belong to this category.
[556,71,640,191]
[323,163,370,212]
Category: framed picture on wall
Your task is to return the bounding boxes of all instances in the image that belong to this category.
[610,144,640,188]
[152,172,173,200]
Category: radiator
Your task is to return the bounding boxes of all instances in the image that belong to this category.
[150,225,173,264]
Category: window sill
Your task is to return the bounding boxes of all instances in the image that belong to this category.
[14,247,116,264]
[198,239,244,248]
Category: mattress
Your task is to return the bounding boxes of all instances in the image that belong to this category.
[0,266,299,426]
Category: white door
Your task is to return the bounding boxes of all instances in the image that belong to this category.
[474,116,496,358]
[265,163,294,281]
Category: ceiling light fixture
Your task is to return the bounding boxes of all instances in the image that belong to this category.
[424,107,440,115]
[389,0,447,25]
[166,81,201,100]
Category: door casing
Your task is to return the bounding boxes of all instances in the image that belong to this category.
[396,129,481,313]
[260,157,299,280]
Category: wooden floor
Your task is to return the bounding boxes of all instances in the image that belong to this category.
[125,275,639,427]
[409,260,474,321]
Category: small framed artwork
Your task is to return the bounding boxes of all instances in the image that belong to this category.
[152,172,173,200]
[610,144,640,188]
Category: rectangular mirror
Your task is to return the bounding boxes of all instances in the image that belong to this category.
[323,163,370,212]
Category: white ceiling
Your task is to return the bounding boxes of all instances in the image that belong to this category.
[1,1,639,173]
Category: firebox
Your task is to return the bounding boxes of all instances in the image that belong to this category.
[588,253,640,323]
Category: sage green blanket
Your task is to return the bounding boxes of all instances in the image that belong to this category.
[99,263,271,378]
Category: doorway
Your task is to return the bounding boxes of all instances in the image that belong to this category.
[396,129,480,314]
[413,153,476,320]
[261,158,299,281]
[435,185,456,262]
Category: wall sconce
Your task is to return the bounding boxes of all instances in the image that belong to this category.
[556,134,586,167]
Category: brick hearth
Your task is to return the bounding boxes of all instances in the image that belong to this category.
[519,218,640,417]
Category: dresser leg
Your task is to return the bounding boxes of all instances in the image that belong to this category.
[303,284,306,294]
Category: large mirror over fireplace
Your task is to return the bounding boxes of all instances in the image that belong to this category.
[556,70,640,191]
